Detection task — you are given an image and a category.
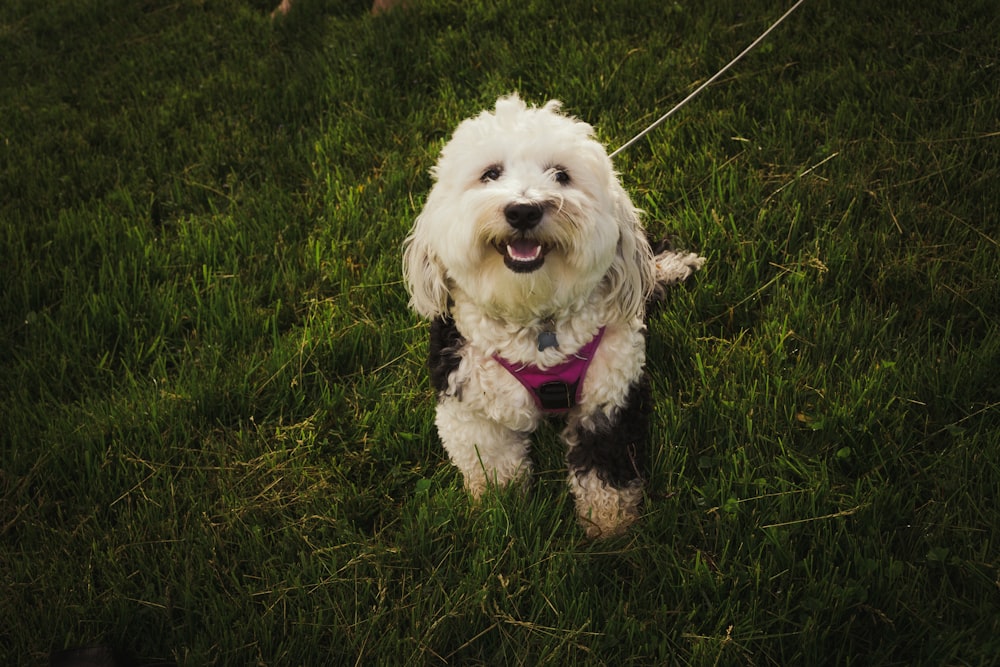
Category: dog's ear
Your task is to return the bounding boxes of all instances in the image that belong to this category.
[402,220,451,319]
[603,181,656,322]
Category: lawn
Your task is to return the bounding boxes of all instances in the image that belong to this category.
[1,0,998,664]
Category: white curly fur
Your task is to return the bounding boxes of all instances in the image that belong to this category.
[403,94,704,537]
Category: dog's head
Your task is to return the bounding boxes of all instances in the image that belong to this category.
[403,94,654,324]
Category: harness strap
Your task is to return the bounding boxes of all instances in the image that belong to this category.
[493,327,606,413]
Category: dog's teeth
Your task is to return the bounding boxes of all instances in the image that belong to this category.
[507,239,541,261]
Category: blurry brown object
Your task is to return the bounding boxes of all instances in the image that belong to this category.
[371,0,408,13]
[272,0,409,18]
[271,0,293,17]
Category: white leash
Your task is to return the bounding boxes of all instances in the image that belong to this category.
[610,0,808,159]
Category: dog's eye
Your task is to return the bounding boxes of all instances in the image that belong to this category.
[553,168,571,185]
[480,166,503,183]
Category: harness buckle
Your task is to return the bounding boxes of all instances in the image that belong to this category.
[536,381,577,412]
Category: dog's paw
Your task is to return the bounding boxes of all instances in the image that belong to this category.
[570,471,643,539]
[462,462,533,500]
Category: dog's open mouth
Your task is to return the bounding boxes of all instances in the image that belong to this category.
[497,237,547,273]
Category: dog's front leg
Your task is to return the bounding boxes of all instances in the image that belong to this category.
[434,397,533,497]
[427,316,535,497]
[564,374,651,538]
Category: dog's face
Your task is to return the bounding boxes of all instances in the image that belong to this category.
[404,94,652,323]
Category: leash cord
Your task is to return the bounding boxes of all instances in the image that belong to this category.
[609,0,808,159]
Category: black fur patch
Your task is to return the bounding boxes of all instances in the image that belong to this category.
[428,316,464,394]
[566,374,651,488]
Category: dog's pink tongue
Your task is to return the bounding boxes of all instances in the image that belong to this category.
[507,239,541,261]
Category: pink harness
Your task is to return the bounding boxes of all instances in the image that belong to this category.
[493,327,606,413]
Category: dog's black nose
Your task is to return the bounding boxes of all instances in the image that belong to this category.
[504,203,544,230]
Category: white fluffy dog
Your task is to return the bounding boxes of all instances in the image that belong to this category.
[403,94,704,537]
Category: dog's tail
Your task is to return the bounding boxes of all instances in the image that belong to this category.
[647,239,705,308]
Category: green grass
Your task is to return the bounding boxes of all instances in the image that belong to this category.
[2,0,999,664]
